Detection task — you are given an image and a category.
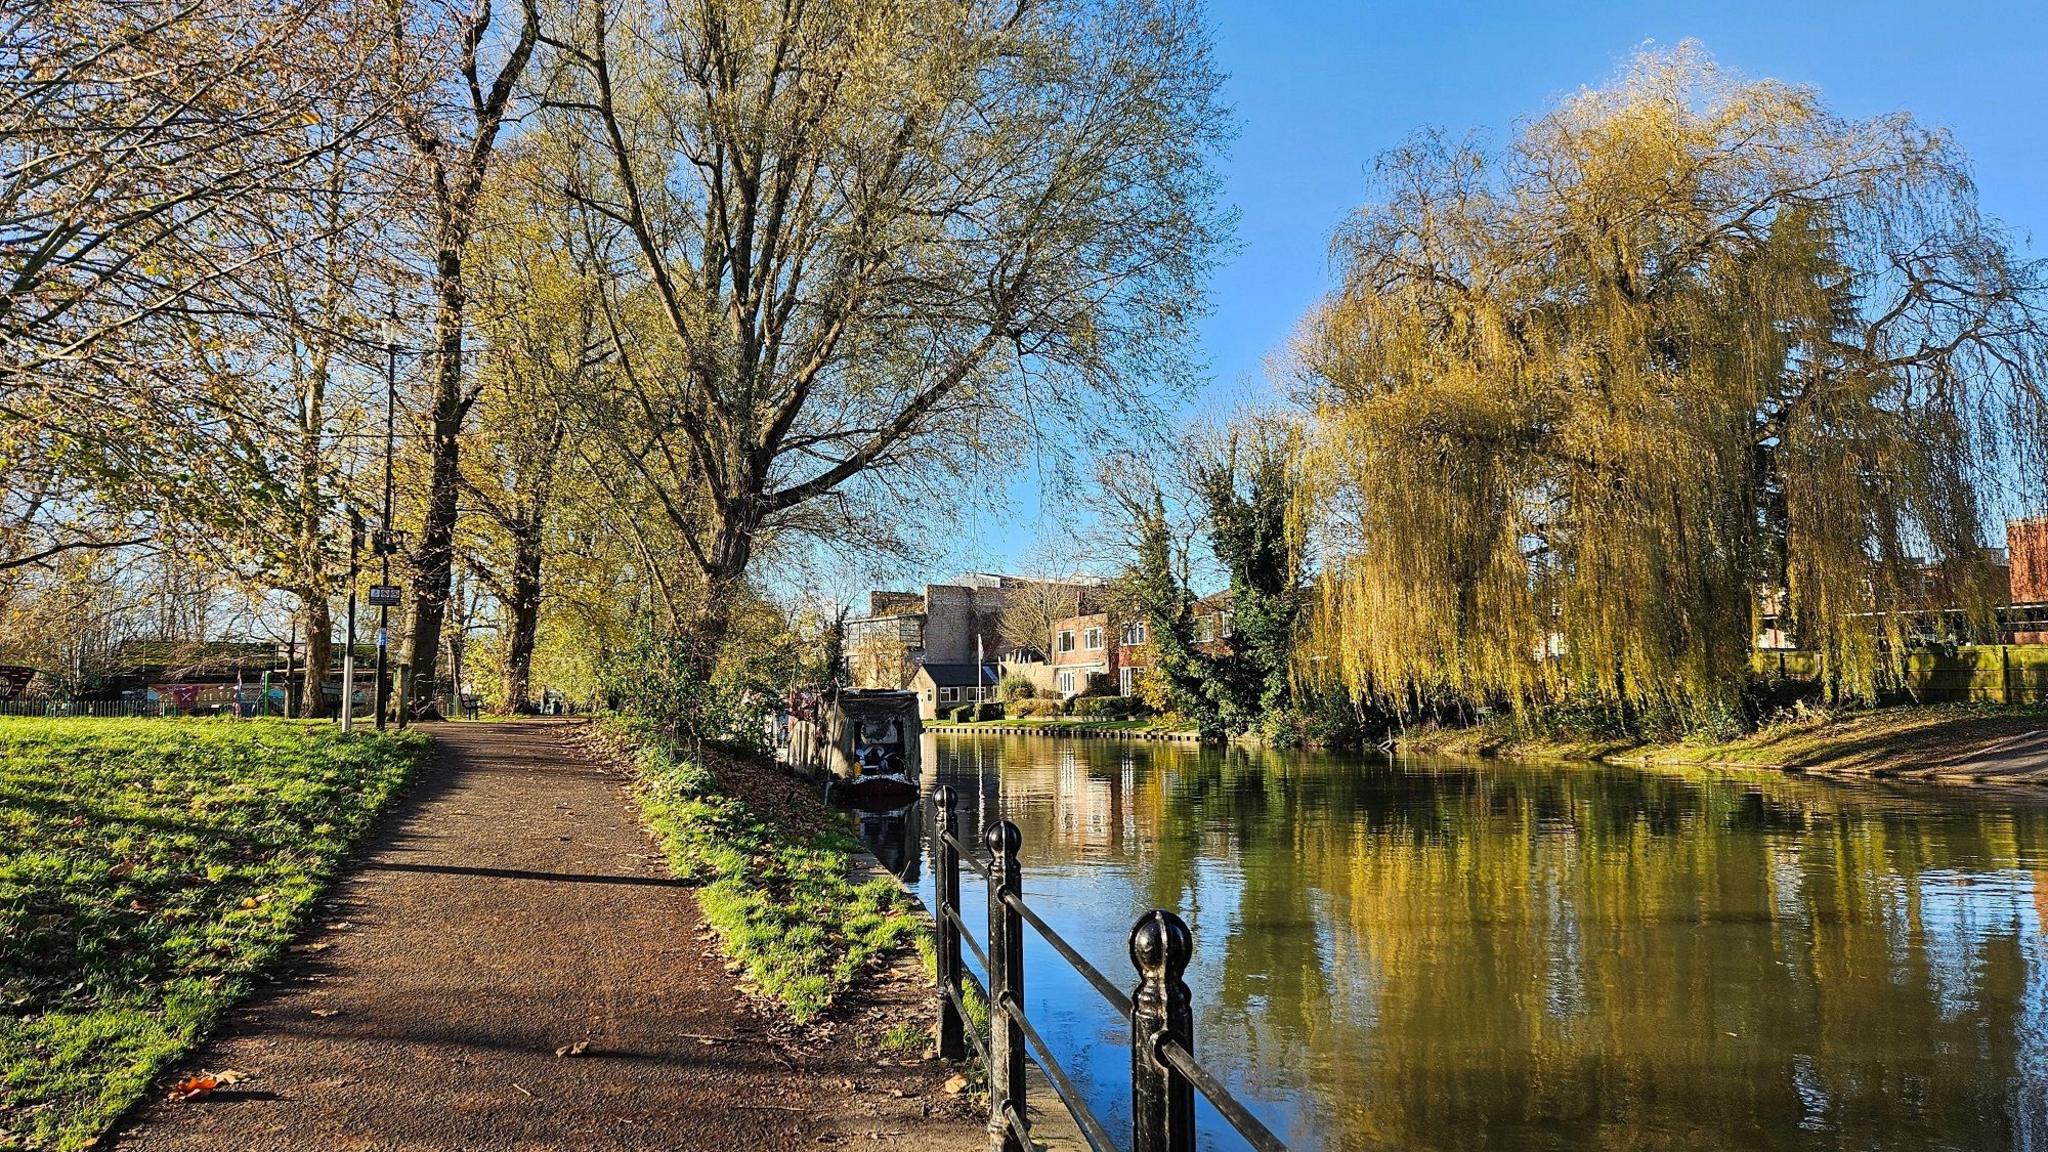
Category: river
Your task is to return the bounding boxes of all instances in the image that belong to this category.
[847,733,2048,1152]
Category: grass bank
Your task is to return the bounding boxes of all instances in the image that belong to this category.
[1398,704,2048,786]
[929,715,1200,736]
[0,718,430,1152]
[593,718,922,1022]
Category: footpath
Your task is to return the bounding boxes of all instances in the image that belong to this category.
[117,720,980,1151]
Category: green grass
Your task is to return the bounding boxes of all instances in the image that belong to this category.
[1399,703,2048,781]
[0,718,430,1152]
[605,719,922,1023]
[1625,703,2048,775]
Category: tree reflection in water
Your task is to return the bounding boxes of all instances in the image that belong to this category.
[869,734,2048,1152]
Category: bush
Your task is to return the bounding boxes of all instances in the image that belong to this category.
[1010,698,1063,718]
[972,701,1004,722]
[1073,695,1146,719]
[598,626,788,753]
[998,674,1038,702]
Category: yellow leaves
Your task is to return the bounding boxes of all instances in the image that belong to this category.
[1296,43,2026,713]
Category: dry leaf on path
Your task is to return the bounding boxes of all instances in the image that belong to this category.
[168,1069,244,1102]
[553,1040,591,1057]
[940,1075,969,1095]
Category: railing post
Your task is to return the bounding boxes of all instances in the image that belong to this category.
[933,786,966,1061]
[1130,909,1195,1152]
[985,820,1027,1152]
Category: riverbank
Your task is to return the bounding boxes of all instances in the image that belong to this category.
[0,718,430,1152]
[584,717,933,1021]
[1397,704,2048,786]
[925,716,1205,741]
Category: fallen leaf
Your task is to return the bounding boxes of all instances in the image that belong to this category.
[108,861,135,879]
[941,1075,969,1095]
[311,1008,342,1018]
[168,1074,221,1102]
[553,1040,590,1058]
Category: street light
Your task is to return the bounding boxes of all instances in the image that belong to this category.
[374,304,399,730]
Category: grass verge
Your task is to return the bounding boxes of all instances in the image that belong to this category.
[596,718,922,1022]
[0,718,430,1152]
[1622,703,2048,779]
[1398,704,2048,784]
[929,716,1198,735]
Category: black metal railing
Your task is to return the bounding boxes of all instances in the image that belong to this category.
[930,785,1291,1152]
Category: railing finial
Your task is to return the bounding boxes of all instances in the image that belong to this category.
[1130,908,1195,1152]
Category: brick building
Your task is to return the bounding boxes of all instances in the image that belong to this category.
[2013,518,2048,604]
[844,574,1101,690]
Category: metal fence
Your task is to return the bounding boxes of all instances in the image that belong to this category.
[930,785,1290,1152]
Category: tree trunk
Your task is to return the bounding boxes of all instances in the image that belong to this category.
[503,523,543,712]
[687,511,758,672]
[403,250,465,716]
[299,593,333,719]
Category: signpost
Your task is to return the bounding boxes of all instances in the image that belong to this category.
[368,584,403,607]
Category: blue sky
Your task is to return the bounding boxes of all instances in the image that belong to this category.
[931,0,2048,583]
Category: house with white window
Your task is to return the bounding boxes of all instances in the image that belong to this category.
[909,661,1002,719]
[1048,611,1116,698]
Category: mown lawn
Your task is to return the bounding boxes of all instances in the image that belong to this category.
[0,719,429,1151]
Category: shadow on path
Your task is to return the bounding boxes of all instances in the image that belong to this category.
[114,720,979,1152]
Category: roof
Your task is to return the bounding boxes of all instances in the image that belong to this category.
[916,662,1000,688]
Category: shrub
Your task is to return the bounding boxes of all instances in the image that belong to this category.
[1010,698,1062,718]
[998,674,1038,702]
[972,701,1005,722]
[1074,695,1146,719]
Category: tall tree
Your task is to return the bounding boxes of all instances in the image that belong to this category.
[388,0,542,715]
[1297,45,2048,714]
[460,155,597,711]
[1191,417,1305,727]
[1100,456,1217,728]
[542,0,1228,665]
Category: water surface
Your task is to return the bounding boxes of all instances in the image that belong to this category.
[854,734,2048,1152]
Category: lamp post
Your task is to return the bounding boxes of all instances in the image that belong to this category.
[374,305,398,730]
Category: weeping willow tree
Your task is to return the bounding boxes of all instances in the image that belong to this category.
[1296,45,2048,717]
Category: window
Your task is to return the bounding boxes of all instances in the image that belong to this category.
[1121,621,1147,646]
[1194,617,1215,643]
[1058,670,1076,696]
[1083,626,1103,650]
[939,686,959,703]
[1119,666,1136,695]
[1057,629,1076,653]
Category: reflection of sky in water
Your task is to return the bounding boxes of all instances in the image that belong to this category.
[875,737,2048,1152]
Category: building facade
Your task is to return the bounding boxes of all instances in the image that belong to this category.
[843,574,1100,690]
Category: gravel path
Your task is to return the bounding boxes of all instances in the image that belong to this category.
[117,719,980,1151]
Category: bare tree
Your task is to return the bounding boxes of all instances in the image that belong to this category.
[386,0,542,715]
[2,0,375,399]
[541,0,1228,665]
